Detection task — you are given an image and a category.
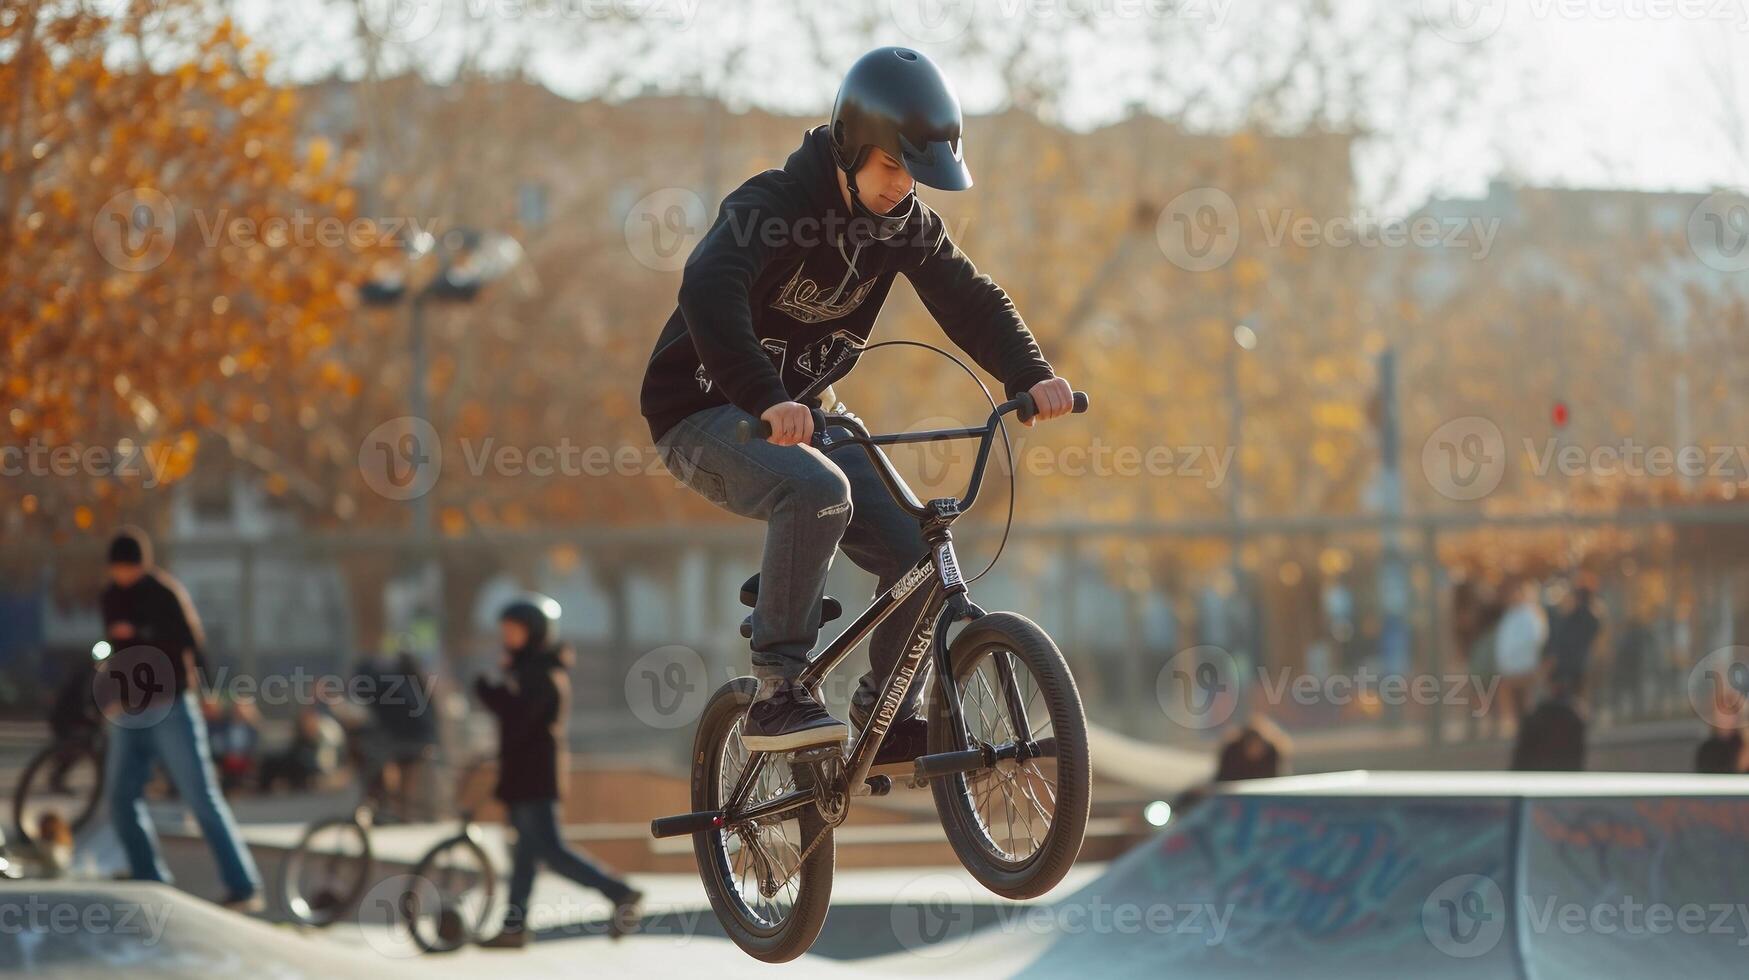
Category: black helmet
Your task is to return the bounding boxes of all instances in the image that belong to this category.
[830,47,969,241]
[498,594,561,651]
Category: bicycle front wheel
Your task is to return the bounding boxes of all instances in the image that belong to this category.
[928,612,1091,899]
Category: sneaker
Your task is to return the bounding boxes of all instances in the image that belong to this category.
[741,682,847,752]
[853,712,930,776]
[607,889,644,940]
[478,926,528,949]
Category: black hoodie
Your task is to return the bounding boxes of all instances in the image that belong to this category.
[99,533,209,698]
[639,125,1055,443]
[473,643,571,803]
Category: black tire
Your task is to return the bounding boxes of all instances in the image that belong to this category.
[927,612,1090,899]
[404,831,496,954]
[279,816,374,927]
[12,741,105,846]
[690,677,834,963]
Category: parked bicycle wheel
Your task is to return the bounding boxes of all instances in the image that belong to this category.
[928,612,1090,899]
[279,812,374,927]
[690,677,835,964]
[12,741,105,846]
[402,831,496,953]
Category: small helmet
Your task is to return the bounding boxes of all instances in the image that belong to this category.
[497,593,561,650]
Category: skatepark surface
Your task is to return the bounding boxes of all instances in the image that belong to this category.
[6,771,1747,977]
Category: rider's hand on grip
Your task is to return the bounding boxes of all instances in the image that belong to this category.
[735,402,817,446]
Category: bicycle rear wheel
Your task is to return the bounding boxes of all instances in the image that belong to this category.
[13,742,105,846]
[928,612,1091,899]
[690,677,834,963]
[279,815,373,927]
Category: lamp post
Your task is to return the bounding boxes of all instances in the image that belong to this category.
[361,228,526,663]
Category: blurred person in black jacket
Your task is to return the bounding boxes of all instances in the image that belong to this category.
[97,526,262,908]
[473,596,641,949]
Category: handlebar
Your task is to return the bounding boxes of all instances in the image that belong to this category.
[734,389,1090,445]
[731,390,1091,523]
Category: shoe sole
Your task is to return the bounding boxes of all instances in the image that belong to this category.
[738,723,848,753]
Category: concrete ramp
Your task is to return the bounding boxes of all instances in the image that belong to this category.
[1020,772,1749,979]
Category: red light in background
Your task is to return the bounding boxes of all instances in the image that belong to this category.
[1552,401,1568,428]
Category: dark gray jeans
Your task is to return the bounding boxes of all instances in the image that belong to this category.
[656,403,933,722]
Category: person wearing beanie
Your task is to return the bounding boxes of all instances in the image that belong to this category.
[98,525,263,908]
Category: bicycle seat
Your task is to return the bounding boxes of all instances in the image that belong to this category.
[739,573,841,639]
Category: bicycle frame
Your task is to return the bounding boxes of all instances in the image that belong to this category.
[718,395,1033,830]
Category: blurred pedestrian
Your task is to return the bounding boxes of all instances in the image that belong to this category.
[98,526,263,909]
[1215,718,1291,782]
[259,706,343,794]
[1694,727,1748,774]
[1511,679,1587,771]
[1544,573,1605,702]
[1608,590,1658,722]
[474,596,641,949]
[1493,578,1547,734]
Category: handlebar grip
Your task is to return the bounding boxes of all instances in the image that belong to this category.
[734,419,773,444]
[1015,390,1092,423]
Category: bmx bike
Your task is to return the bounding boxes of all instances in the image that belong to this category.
[650,388,1093,962]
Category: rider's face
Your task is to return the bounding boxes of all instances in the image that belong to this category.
[852,148,914,214]
[499,619,528,652]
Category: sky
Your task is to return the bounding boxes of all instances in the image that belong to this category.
[218,0,1749,215]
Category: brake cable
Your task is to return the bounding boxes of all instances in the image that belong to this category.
[845,339,1017,585]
